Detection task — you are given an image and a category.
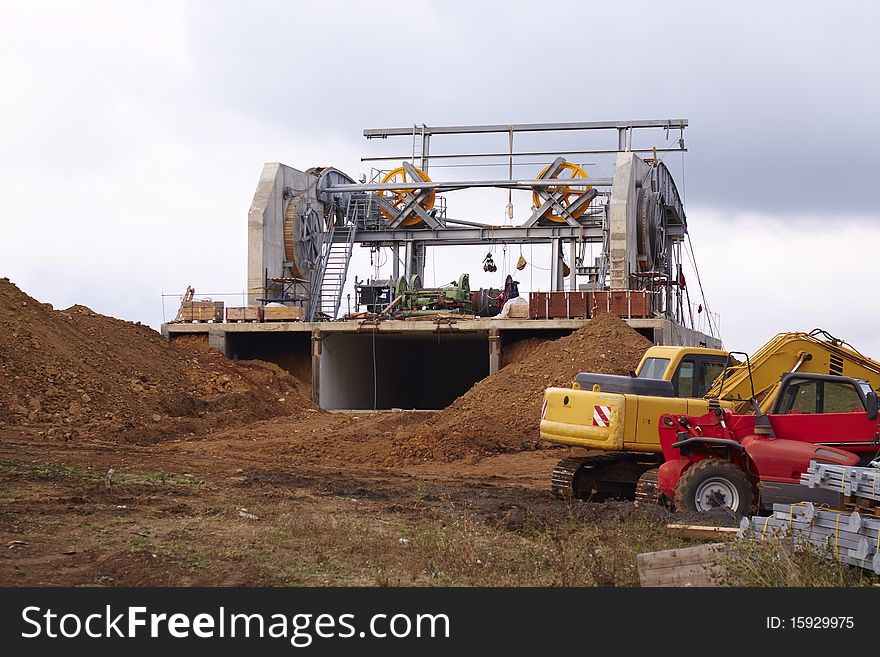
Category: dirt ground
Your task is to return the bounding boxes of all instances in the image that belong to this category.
[0,278,725,586]
[0,425,688,586]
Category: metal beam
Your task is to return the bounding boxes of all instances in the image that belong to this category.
[361,146,686,163]
[364,119,688,138]
[337,225,604,245]
[325,177,613,193]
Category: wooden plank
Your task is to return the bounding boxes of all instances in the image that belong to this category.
[637,543,728,587]
[666,524,740,541]
[640,564,721,587]
[637,543,728,568]
[378,294,403,318]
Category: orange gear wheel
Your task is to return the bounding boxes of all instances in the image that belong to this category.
[377,165,435,227]
[532,161,592,222]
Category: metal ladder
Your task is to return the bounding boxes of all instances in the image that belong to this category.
[308,222,356,321]
[412,124,427,170]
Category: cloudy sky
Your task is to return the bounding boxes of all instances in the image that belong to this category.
[1,1,878,355]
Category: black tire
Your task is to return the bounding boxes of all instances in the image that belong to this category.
[674,459,755,517]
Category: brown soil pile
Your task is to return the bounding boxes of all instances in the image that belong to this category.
[0,278,312,443]
[386,313,651,464]
[501,337,550,367]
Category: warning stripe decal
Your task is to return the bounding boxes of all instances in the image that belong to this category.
[592,405,611,427]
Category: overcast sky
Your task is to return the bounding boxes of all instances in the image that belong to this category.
[1,1,878,356]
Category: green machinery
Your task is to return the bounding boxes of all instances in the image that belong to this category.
[392,274,473,317]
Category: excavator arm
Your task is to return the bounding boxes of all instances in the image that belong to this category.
[706,329,880,413]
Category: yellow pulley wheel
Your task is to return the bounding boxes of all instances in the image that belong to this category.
[532,161,592,222]
[377,165,435,227]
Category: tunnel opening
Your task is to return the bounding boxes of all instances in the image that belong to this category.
[319,332,488,410]
[227,332,312,384]
[633,327,655,343]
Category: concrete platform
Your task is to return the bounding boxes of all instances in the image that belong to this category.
[161,317,721,410]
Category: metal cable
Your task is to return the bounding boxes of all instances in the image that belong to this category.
[684,234,718,338]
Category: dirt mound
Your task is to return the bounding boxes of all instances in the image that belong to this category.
[501,337,550,367]
[0,278,313,443]
[386,313,652,464]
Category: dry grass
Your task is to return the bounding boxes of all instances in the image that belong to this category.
[719,533,879,587]
[245,499,689,587]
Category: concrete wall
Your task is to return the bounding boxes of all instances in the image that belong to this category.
[608,152,650,290]
[246,163,317,305]
[656,320,723,349]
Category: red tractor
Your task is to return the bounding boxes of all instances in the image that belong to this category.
[657,372,880,515]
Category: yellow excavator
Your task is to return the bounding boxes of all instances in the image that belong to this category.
[540,329,880,500]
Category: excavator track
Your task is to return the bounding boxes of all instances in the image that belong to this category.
[551,453,659,501]
[634,468,661,506]
[551,456,596,499]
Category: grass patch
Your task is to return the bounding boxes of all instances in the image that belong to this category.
[0,458,101,481]
[0,458,202,489]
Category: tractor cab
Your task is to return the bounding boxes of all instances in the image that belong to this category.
[771,372,877,417]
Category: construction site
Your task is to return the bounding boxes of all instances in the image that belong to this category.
[3,119,880,587]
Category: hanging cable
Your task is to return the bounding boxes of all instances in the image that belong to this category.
[684,234,717,337]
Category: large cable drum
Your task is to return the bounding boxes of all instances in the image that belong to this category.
[283,194,323,279]
[283,167,357,279]
[636,188,663,271]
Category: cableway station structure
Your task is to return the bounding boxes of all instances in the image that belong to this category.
[162,119,721,410]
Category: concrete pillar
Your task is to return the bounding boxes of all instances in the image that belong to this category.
[392,243,400,281]
[404,241,425,283]
[404,241,413,281]
[488,329,501,375]
[208,329,229,357]
[569,239,577,291]
[551,238,564,291]
[653,326,664,345]
[609,152,652,291]
[311,330,323,406]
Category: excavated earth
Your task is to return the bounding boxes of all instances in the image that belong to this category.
[0,278,702,586]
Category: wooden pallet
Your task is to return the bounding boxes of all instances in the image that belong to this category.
[844,495,880,513]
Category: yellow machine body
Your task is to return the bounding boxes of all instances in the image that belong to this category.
[541,346,731,453]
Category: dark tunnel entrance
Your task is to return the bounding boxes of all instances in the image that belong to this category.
[318,332,489,410]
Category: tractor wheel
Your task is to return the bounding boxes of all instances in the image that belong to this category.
[674,459,755,517]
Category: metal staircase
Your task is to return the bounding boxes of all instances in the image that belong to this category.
[307,221,357,321]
